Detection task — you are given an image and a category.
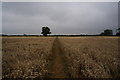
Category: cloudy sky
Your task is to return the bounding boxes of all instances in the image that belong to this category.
[2,2,118,35]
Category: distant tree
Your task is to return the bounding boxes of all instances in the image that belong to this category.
[100,32,104,35]
[104,29,113,35]
[2,33,7,36]
[23,33,27,36]
[100,29,113,36]
[41,26,51,36]
[116,28,120,36]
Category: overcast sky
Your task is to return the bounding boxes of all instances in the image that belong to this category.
[2,2,118,35]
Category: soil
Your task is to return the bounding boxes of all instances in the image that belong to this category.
[48,37,67,78]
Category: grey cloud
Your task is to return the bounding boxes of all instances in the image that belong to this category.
[0,2,2,34]
[2,2,118,34]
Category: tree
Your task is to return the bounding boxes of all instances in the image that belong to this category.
[100,32,104,35]
[41,26,51,36]
[23,33,27,36]
[116,28,120,36]
[100,29,113,36]
[104,29,113,35]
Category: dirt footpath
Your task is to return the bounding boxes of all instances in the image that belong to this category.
[48,37,68,78]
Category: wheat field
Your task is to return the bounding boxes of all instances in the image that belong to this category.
[2,36,120,78]
[2,37,55,78]
[59,37,120,78]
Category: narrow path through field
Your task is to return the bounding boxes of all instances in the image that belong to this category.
[49,37,67,78]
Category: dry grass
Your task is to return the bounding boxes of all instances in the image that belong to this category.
[2,37,55,78]
[59,37,120,78]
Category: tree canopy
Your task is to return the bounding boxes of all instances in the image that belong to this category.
[100,29,113,36]
[116,28,120,36]
[41,27,51,36]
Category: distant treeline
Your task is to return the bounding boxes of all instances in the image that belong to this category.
[1,34,119,37]
[1,28,120,37]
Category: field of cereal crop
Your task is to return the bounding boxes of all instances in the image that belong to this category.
[2,37,55,78]
[2,36,120,78]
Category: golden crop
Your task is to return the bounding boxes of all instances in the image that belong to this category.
[2,37,120,78]
[2,37,55,78]
[59,37,119,78]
